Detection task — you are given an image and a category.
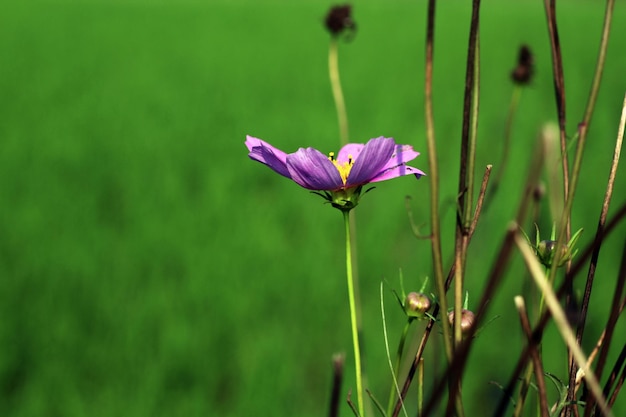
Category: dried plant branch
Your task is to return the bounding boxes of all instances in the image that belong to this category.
[578,91,626,417]
[577,296,626,395]
[543,0,570,210]
[469,165,492,237]
[588,237,626,416]
[514,296,550,417]
[422,134,545,417]
[329,354,345,417]
[493,201,626,417]
[606,342,626,409]
[514,233,614,417]
[421,0,453,367]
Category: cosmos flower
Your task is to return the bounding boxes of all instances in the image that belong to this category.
[245,135,425,210]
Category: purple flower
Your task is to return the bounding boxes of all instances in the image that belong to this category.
[246,135,425,210]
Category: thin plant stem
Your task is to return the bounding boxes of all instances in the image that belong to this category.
[514,296,550,417]
[391,298,445,417]
[590,237,626,416]
[486,86,522,208]
[418,358,425,417]
[512,361,534,417]
[580,0,615,133]
[543,0,570,213]
[579,91,625,417]
[492,201,626,417]
[568,0,618,408]
[329,354,345,417]
[386,319,412,415]
[514,261,550,417]
[450,2,481,413]
[381,284,409,417]
[543,5,573,364]
[455,0,481,348]
[330,36,368,416]
[329,38,349,146]
[470,165,492,238]
[514,233,614,417]
[423,136,545,417]
[390,167,491,417]
[572,296,626,398]
[422,0,453,364]
[343,210,363,416]
[606,343,626,409]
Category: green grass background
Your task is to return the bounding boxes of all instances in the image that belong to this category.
[1,0,626,416]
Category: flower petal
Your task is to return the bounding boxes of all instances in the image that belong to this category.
[336,143,365,163]
[245,136,291,179]
[382,144,420,170]
[286,147,344,190]
[369,164,425,183]
[345,137,395,186]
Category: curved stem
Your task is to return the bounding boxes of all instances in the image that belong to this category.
[343,210,363,416]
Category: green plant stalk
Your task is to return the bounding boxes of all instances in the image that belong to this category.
[343,210,364,417]
[330,37,368,416]
[380,283,408,417]
[329,38,349,146]
[386,319,412,415]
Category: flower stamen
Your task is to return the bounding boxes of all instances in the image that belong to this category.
[329,152,354,184]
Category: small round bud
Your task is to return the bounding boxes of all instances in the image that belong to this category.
[405,292,431,317]
[447,309,475,334]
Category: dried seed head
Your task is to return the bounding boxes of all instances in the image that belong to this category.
[324,4,356,38]
[532,182,545,202]
[511,45,534,85]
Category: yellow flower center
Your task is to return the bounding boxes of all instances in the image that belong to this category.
[328,152,354,184]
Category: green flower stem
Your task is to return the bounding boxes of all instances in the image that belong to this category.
[329,37,349,146]
[386,319,412,415]
[343,210,364,416]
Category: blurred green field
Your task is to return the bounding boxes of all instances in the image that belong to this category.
[1,0,626,416]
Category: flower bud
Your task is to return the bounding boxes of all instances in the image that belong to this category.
[405,292,431,318]
[447,309,475,335]
[537,240,571,268]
